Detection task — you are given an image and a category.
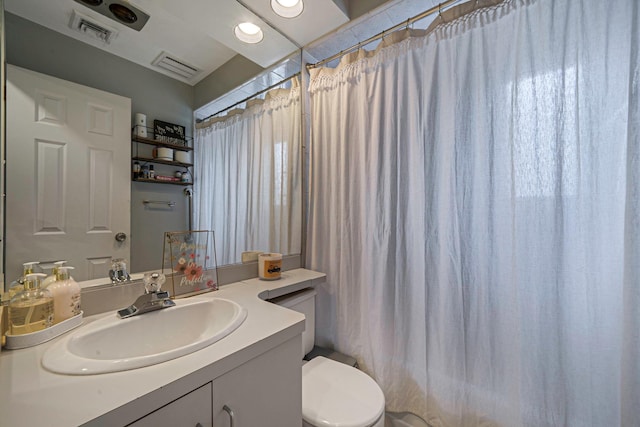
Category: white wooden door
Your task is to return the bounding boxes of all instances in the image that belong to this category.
[6,65,131,282]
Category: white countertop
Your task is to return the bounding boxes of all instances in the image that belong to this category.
[0,268,325,427]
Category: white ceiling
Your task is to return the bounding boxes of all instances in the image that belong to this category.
[4,0,445,119]
[4,0,350,85]
[195,0,442,120]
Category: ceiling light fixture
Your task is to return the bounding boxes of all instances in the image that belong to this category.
[109,3,138,24]
[78,0,103,6]
[72,0,149,31]
[234,22,264,44]
[271,0,304,18]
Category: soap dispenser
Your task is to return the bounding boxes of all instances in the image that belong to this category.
[47,266,81,324]
[8,273,54,335]
[8,261,40,298]
[42,260,67,288]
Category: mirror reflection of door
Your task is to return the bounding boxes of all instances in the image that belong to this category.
[6,65,131,282]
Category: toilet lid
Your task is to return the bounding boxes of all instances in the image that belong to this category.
[302,356,385,427]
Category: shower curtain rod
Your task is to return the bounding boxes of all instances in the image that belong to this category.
[307,0,462,69]
[200,72,301,122]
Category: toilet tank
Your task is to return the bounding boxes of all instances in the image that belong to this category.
[270,288,316,358]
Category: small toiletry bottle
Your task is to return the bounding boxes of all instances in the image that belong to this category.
[47,266,81,324]
[40,265,54,287]
[8,273,54,335]
[8,261,40,298]
[42,260,67,288]
[149,165,155,179]
[141,165,149,179]
[133,161,141,178]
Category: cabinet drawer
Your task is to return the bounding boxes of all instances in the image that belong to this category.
[128,382,212,427]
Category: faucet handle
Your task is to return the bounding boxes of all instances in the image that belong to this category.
[143,272,166,294]
[110,258,131,284]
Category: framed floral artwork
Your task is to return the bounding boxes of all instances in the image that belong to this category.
[162,230,218,297]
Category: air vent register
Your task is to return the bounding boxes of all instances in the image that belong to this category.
[69,9,118,44]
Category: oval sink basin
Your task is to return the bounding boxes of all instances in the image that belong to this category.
[42,297,247,375]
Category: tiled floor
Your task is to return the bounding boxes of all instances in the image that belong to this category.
[386,412,431,427]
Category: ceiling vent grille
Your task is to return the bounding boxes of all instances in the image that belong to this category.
[152,52,200,80]
[69,10,118,44]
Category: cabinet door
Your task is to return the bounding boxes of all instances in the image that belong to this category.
[128,382,212,427]
[212,336,302,427]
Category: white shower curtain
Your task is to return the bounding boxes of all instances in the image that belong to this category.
[194,85,302,266]
[307,0,640,426]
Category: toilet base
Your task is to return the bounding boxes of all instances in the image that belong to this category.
[303,412,385,427]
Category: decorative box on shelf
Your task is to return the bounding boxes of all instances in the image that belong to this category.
[153,120,187,147]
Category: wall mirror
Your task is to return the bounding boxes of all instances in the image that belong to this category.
[1,1,306,289]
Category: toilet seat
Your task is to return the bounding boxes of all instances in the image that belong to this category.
[302,356,385,427]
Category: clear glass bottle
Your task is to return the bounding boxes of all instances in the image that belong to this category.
[8,273,54,335]
[46,266,81,323]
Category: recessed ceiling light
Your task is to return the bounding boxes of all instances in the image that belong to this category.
[271,0,303,18]
[234,22,264,44]
[109,3,138,24]
[78,0,103,6]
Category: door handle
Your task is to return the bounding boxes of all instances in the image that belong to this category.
[223,405,235,427]
[115,232,127,242]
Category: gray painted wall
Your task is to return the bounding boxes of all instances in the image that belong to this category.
[5,12,194,274]
[348,0,389,19]
[193,54,264,111]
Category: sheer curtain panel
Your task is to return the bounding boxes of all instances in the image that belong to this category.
[306,0,640,426]
[194,85,301,266]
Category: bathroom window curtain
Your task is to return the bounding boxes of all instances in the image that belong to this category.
[307,0,640,426]
[194,85,302,265]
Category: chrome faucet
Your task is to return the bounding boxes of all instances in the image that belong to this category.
[117,272,175,319]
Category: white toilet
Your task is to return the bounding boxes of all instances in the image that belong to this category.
[272,288,386,427]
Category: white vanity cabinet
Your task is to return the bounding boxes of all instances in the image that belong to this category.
[127,383,213,427]
[0,270,325,427]
[125,335,301,427]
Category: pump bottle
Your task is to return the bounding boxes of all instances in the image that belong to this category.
[8,262,40,299]
[46,266,81,324]
[8,273,54,335]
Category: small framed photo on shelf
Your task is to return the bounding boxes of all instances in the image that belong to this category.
[154,120,186,146]
[162,230,218,298]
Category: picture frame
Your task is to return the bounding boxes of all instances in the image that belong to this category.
[162,230,218,298]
